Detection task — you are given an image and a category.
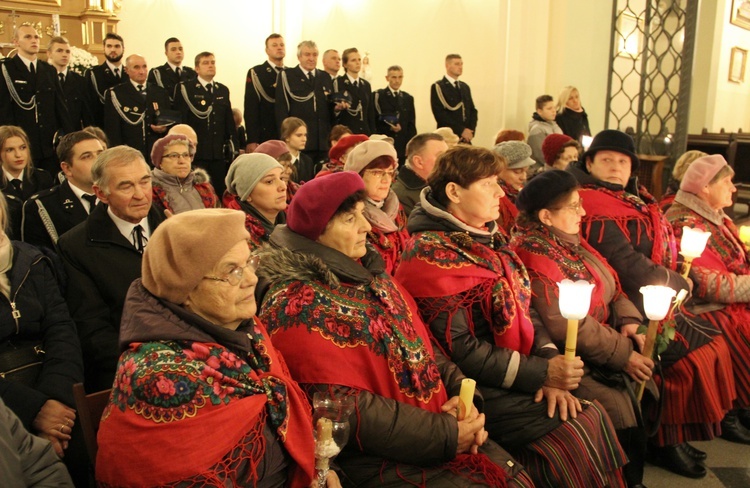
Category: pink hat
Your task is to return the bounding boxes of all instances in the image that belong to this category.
[286,171,365,241]
[151,134,191,168]
[680,154,728,194]
[255,140,290,160]
[328,134,369,164]
[344,140,397,174]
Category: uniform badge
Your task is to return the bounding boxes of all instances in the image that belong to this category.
[124,107,130,112]
[133,106,139,112]
[266,67,272,72]
[200,100,206,106]
[63,198,74,209]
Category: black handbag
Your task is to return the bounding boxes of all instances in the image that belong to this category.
[0,341,45,385]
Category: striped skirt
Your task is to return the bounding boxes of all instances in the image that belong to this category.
[651,336,736,446]
[701,304,750,407]
[512,400,627,488]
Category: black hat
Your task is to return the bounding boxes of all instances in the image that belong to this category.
[582,130,640,172]
[516,170,578,215]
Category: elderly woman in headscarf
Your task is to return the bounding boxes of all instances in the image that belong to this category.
[665,154,750,440]
[395,146,627,488]
[96,208,327,488]
[509,170,654,488]
[224,153,287,250]
[343,140,408,275]
[258,171,530,487]
[255,140,298,203]
[150,134,219,214]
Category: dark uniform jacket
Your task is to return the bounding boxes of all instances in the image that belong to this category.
[332,75,371,135]
[103,81,172,163]
[21,180,90,250]
[2,170,55,240]
[430,77,478,139]
[59,69,94,130]
[85,62,129,126]
[147,63,196,101]
[372,88,416,164]
[275,67,333,153]
[173,78,238,162]
[57,203,164,391]
[244,61,282,145]
[0,56,72,170]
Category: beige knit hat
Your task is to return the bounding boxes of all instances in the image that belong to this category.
[142,208,250,304]
[344,140,397,174]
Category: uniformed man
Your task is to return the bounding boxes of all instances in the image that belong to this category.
[147,37,196,102]
[103,54,171,164]
[47,36,95,131]
[430,54,478,144]
[322,49,341,81]
[174,52,237,196]
[86,33,128,126]
[243,33,285,153]
[22,130,104,250]
[0,25,72,175]
[372,65,416,165]
[276,40,340,163]
[333,47,371,135]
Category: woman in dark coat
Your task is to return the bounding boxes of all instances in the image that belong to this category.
[258,171,529,487]
[554,86,591,143]
[510,170,654,487]
[396,146,627,488]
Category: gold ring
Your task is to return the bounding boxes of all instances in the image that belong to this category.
[60,424,65,432]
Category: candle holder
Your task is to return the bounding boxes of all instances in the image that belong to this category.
[557,279,595,361]
[637,285,679,401]
[679,226,711,278]
[313,392,354,488]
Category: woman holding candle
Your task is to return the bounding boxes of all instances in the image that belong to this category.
[395,146,628,488]
[568,130,736,479]
[258,171,531,487]
[665,154,750,440]
[509,170,654,488]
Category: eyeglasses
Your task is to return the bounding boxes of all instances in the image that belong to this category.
[203,255,261,286]
[364,169,398,180]
[162,152,192,161]
[552,198,584,213]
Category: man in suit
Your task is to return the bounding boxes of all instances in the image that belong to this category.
[147,37,196,102]
[46,36,94,131]
[430,54,478,144]
[0,25,72,176]
[372,65,416,165]
[322,49,340,81]
[86,33,128,126]
[244,33,286,153]
[58,146,164,391]
[333,47,371,135]
[22,130,104,251]
[276,40,341,164]
[174,52,237,196]
[103,54,171,163]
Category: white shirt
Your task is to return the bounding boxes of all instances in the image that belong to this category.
[167,62,182,72]
[3,169,22,185]
[197,77,215,90]
[67,181,97,214]
[300,68,315,78]
[107,207,151,246]
[17,54,37,72]
[346,73,360,85]
[130,79,146,91]
[444,74,459,85]
[106,61,123,75]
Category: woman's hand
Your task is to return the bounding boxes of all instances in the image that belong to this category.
[623,351,654,383]
[441,396,488,455]
[31,399,76,451]
[620,323,646,352]
[534,386,582,421]
[544,355,584,390]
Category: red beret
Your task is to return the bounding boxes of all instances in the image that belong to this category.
[541,133,574,166]
[286,171,365,241]
[255,140,290,160]
[328,134,369,164]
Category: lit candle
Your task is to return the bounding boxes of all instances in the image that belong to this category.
[637,285,677,400]
[581,135,594,151]
[679,226,711,278]
[740,226,750,245]
[458,378,476,421]
[557,279,595,360]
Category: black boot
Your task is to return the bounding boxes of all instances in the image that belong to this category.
[721,409,750,444]
[678,442,707,461]
[651,444,707,479]
[617,427,648,488]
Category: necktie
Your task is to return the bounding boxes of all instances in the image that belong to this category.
[114,67,120,79]
[29,63,35,76]
[353,79,358,88]
[306,71,313,81]
[59,73,65,85]
[137,84,145,98]
[207,83,213,94]
[132,225,147,253]
[9,179,22,193]
[454,81,460,90]
[176,67,182,77]
[82,194,97,213]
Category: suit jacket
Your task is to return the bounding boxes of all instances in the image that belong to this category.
[57,203,164,391]
[174,79,238,161]
[0,56,72,163]
[86,62,129,126]
[430,77,478,138]
[275,66,333,153]
[103,81,172,163]
[21,180,90,250]
[244,61,282,145]
[2,169,55,240]
[372,88,417,164]
[333,75,372,135]
[147,63,196,101]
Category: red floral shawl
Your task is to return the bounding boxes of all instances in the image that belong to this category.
[580,184,678,270]
[224,196,270,250]
[497,180,519,234]
[396,231,535,356]
[96,317,314,488]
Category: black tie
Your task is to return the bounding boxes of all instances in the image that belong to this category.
[306,71,313,81]
[353,80,358,88]
[207,83,213,94]
[137,84,145,98]
[176,67,181,77]
[82,194,97,212]
[28,63,35,76]
[59,73,65,85]
[114,67,120,79]
[132,225,147,253]
[9,179,22,193]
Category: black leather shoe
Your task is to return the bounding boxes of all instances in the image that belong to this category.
[721,411,750,445]
[678,442,707,461]
[652,444,707,479]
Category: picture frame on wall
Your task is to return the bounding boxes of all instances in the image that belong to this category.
[731,0,750,30]
[729,47,747,83]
